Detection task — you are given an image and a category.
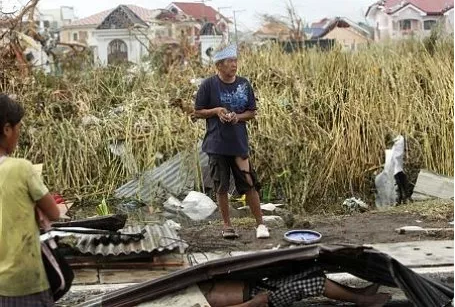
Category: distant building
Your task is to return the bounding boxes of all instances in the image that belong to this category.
[365,0,454,41]
[16,6,76,40]
[38,6,76,33]
[253,21,292,42]
[93,5,153,65]
[60,3,229,66]
[60,5,155,46]
[166,2,230,41]
[308,17,372,51]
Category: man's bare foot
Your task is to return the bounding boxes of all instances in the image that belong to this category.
[358,293,392,307]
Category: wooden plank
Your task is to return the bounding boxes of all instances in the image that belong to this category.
[99,269,169,284]
[414,169,454,199]
[73,269,99,285]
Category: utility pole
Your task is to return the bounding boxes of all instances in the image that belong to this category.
[218,6,231,41]
[233,9,245,45]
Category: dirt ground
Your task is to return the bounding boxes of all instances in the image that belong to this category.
[179,200,454,252]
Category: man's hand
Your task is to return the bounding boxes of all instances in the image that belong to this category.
[229,112,239,124]
[216,107,231,123]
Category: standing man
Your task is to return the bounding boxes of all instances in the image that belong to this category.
[194,44,269,239]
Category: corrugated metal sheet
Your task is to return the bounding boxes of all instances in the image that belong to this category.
[72,224,187,256]
[114,147,209,203]
[81,244,455,307]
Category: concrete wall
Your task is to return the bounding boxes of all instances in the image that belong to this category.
[60,27,96,44]
[93,29,150,65]
[323,27,369,51]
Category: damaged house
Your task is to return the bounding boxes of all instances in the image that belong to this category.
[59,2,230,66]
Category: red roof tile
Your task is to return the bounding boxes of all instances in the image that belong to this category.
[170,2,227,24]
[382,0,454,14]
[67,4,156,27]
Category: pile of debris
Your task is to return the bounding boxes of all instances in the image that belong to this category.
[0,0,89,78]
[45,214,187,267]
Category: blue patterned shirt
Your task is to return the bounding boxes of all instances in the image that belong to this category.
[195,75,256,157]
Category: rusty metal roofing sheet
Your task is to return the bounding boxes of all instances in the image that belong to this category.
[114,146,209,202]
[71,224,187,256]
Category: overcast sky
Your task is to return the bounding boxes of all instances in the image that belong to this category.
[5,0,375,30]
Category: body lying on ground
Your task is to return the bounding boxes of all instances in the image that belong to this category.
[198,265,391,307]
[76,244,454,307]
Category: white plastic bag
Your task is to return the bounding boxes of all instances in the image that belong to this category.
[375,135,406,208]
[375,149,396,208]
[181,191,217,221]
[391,135,405,175]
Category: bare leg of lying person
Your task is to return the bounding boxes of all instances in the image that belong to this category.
[198,276,391,307]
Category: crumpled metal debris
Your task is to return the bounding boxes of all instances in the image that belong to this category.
[342,197,368,214]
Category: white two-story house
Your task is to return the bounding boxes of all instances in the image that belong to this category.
[365,0,454,41]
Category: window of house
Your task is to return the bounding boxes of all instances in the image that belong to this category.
[73,33,78,41]
[79,31,88,42]
[424,20,437,30]
[399,19,412,30]
[43,20,50,28]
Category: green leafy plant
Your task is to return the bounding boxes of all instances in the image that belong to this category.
[96,198,110,216]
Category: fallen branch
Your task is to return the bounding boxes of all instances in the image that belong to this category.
[0,0,39,30]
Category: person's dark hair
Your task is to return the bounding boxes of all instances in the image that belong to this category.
[0,93,24,136]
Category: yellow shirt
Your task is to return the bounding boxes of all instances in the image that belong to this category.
[0,157,50,296]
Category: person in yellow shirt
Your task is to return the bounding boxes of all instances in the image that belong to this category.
[0,94,60,306]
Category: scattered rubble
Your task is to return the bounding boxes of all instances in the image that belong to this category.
[342,197,369,214]
[164,219,182,231]
[238,203,284,211]
[262,215,285,228]
[116,199,146,213]
[1,0,90,77]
